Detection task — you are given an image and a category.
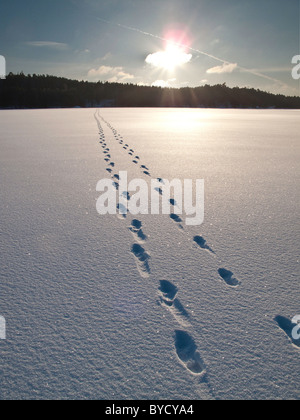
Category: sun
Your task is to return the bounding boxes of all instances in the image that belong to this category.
[145,41,192,71]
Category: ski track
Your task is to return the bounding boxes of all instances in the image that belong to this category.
[94,109,296,398]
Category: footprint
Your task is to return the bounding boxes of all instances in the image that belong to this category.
[169,198,177,207]
[218,268,240,287]
[129,219,147,243]
[194,236,215,254]
[122,191,131,201]
[116,203,127,219]
[159,280,178,303]
[112,181,119,190]
[131,219,142,230]
[170,214,184,230]
[174,331,206,376]
[274,315,300,349]
[158,281,190,327]
[131,244,150,278]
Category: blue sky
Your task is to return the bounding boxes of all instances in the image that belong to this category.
[0,0,299,95]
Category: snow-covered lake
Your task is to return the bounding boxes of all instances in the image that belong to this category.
[0,108,299,400]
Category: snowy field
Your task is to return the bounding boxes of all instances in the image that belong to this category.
[0,108,299,400]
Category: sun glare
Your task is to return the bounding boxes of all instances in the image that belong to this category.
[145,41,192,71]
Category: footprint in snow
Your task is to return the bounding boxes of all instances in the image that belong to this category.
[218,268,240,287]
[129,219,147,243]
[158,280,190,327]
[112,181,119,190]
[116,203,127,219]
[169,198,177,207]
[170,214,184,230]
[131,243,150,278]
[122,191,131,201]
[193,236,215,254]
[274,315,300,349]
[174,330,206,376]
[154,187,163,196]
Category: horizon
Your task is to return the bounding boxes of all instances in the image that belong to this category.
[5,71,300,100]
[0,0,299,96]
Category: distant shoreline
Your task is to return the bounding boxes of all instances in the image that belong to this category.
[1,73,300,109]
[1,106,300,111]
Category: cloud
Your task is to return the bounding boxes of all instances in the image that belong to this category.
[145,48,192,69]
[151,78,176,88]
[101,52,112,61]
[25,41,68,50]
[87,65,135,82]
[207,62,237,74]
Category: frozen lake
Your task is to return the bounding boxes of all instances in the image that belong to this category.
[0,108,299,400]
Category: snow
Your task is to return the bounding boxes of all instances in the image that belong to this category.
[0,108,299,400]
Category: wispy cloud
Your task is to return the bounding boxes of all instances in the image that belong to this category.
[87,65,135,82]
[207,62,238,74]
[101,52,112,61]
[25,41,69,50]
[248,67,291,73]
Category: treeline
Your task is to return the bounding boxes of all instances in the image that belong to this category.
[0,72,300,109]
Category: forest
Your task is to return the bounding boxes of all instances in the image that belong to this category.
[1,72,300,109]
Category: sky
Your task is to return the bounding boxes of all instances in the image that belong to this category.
[0,0,299,95]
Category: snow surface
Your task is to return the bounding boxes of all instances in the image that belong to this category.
[0,108,299,400]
